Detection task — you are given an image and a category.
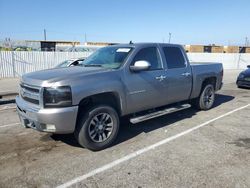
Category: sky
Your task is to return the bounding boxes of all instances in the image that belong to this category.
[0,0,250,45]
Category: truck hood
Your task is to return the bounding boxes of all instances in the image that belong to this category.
[21,66,111,86]
[241,68,250,76]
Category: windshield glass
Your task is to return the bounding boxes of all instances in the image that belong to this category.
[56,60,73,68]
[80,46,133,69]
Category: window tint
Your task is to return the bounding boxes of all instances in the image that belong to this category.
[163,47,186,69]
[132,47,162,70]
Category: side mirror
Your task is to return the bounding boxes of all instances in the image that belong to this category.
[130,60,151,72]
[247,65,250,69]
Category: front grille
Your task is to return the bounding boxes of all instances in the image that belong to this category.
[20,83,40,105]
[22,96,40,105]
[237,80,250,87]
[244,77,250,81]
[21,84,39,93]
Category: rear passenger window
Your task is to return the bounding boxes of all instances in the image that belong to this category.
[132,47,162,70]
[163,47,186,69]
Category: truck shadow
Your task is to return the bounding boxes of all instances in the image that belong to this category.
[51,133,80,147]
[0,99,16,105]
[114,93,235,147]
[50,93,234,149]
[213,93,235,108]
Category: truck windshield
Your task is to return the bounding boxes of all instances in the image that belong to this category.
[80,46,133,69]
[56,60,73,68]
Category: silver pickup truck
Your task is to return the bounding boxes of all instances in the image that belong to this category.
[16,43,223,150]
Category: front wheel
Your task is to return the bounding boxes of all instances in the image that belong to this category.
[194,84,215,110]
[75,105,120,151]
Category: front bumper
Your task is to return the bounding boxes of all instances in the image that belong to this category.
[16,96,78,133]
[219,82,223,90]
[236,79,250,88]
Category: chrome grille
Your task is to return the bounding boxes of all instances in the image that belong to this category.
[20,83,40,105]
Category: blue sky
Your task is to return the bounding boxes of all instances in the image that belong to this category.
[0,0,249,45]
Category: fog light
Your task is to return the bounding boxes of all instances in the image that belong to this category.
[46,124,56,131]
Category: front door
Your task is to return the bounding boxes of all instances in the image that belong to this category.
[124,46,168,113]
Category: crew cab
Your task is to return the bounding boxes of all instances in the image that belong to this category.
[16,43,223,151]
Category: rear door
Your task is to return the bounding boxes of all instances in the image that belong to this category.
[161,45,192,104]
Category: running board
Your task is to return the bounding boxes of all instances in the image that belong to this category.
[130,104,191,124]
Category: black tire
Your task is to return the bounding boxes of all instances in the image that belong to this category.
[194,84,215,110]
[75,105,119,151]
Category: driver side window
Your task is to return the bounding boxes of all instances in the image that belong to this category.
[132,47,162,70]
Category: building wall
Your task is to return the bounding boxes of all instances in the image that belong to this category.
[187,53,249,69]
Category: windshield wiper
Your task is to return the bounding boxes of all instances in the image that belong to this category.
[83,64,103,67]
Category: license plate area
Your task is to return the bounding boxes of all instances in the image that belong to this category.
[19,114,36,129]
[17,105,37,129]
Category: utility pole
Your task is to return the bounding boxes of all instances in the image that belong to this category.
[84,33,87,44]
[245,37,249,46]
[168,33,172,43]
[237,37,247,69]
[44,29,47,41]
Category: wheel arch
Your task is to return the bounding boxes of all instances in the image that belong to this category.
[200,77,217,94]
[77,92,122,117]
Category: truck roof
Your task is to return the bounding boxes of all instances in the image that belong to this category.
[109,43,183,48]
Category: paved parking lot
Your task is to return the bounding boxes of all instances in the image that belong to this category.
[0,71,249,188]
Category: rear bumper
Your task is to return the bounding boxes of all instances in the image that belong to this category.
[16,96,78,134]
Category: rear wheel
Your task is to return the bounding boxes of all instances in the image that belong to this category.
[194,84,215,110]
[75,105,119,151]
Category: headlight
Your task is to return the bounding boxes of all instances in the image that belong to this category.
[43,86,72,108]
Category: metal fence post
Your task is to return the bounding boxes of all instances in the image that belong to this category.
[11,51,16,77]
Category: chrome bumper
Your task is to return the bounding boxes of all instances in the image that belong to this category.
[16,96,78,134]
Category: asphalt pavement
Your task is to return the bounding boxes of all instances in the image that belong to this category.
[0,70,249,188]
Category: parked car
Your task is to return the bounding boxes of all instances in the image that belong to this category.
[16,43,223,151]
[55,57,85,68]
[236,65,250,88]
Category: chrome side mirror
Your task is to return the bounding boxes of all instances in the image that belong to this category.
[130,60,151,72]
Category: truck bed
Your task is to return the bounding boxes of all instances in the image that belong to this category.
[190,62,223,99]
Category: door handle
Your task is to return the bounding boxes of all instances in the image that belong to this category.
[155,75,166,81]
[181,72,191,77]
